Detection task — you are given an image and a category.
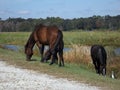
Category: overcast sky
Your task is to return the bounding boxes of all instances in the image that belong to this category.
[0,0,120,19]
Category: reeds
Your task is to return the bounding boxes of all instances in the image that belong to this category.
[64,44,92,66]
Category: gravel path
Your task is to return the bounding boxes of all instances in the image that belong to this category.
[0,60,101,90]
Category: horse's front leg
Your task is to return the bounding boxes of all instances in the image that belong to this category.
[93,60,98,74]
[36,42,44,62]
[40,45,44,62]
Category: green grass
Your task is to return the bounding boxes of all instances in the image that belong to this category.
[0,48,120,90]
[0,32,30,45]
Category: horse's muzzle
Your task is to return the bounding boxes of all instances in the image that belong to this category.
[26,55,31,61]
[102,68,106,76]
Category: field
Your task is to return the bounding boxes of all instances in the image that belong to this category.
[0,31,120,90]
[0,31,120,46]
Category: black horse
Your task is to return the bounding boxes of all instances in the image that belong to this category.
[90,45,107,76]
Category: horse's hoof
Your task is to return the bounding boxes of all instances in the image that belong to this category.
[45,60,48,63]
[49,62,53,65]
[59,64,64,67]
[40,60,44,63]
[26,59,31,61]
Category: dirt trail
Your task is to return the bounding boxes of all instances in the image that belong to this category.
[0,60,101,90]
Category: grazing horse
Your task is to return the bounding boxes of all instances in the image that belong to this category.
[25,24,64,66]
[90,45,107,76]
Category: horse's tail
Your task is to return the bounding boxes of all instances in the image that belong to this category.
[98,48,104,65]
[98,47,106,65]
[52,30,63,52]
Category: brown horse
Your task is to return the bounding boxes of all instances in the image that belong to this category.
[25,24,64,66]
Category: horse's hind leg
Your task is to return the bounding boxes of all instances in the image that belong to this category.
[54,53,58,64]
[49,50,57,65]
[97,61,100,74]
[58,40,64,67]
[58,51,64,67]
[44,49,51,62]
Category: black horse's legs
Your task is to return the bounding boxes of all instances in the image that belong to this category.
[93,61,98,74]
[97,62,100,74]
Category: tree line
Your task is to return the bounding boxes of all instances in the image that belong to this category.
[0,15,120,32]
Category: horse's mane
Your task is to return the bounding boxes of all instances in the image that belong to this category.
[25,24,46,49]
[35,24,60,31]
[25,31,35,49]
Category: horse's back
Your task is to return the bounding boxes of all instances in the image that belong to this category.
[91,45,106,55]
[36,27,48,44]
[91,45,107,64]
[34,24,61,45]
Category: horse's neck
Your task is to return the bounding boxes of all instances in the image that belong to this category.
[28,32,36,49]
[28,41,35,49]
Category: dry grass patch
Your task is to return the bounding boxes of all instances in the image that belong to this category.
[64,44,92,66]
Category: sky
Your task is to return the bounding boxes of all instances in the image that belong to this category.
[0,0,120,19]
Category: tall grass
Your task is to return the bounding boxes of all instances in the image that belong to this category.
[0,32,30,45]
[64,44,91,64]
[0,31,120,46]
[63,31,120,46]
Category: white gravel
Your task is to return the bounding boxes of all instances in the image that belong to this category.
[0,60,101,90]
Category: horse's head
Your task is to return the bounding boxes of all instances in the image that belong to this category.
[25,32,35,61]
[100,65,106,76]
[24,44,33,61]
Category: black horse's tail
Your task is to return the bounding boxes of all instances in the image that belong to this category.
[98,48,104,65]
[98,47,107,65]
[98,47,107,75]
